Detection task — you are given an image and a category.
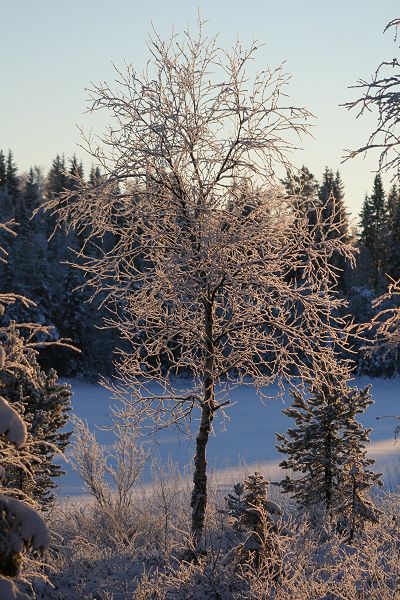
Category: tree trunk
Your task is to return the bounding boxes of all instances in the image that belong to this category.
[191,297,215,550]
[191,399,214,549]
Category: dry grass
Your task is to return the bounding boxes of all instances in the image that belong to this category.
[19,469,400,599]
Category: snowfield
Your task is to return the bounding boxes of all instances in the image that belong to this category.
[58,377,400,497]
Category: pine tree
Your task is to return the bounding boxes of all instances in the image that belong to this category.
[276,356,381,537]
[282,166,320,286]
[0,395,50,584]
[359,174,388,291]
[67,155,84,189]
[42,155,87,374]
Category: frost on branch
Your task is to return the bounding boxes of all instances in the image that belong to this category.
[343,18,400,183]
[369,278,400,359]
[44,19,355,548]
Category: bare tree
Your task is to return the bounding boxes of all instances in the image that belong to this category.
[343,19,400,182]
[45,21,354,550]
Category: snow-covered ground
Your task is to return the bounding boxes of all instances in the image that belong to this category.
[57,377,400,497]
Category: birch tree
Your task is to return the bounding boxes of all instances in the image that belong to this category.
[45,21,354,549]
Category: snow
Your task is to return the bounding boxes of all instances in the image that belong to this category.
[0,496,50,550]
[57,377,400,497]
[0,396,27,449]
[0,577,30,600]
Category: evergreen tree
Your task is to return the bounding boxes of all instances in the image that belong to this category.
[67,155,84,188]
[45,154,67,199]
[276,356,381,537]
[0,151,19,224]
[226,472,283,570]
[282,166,320,285]
[318,168,349,294]
[4,169,53,332]
[386,184,400,280]
[283,165,319,210]
[359,174,388,291]
[0,323,71,508]
[0,152,6,190]
[88,165,102,186]
[5,151,19,208]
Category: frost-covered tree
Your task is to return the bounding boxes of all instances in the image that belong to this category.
[45,20,355,549]
[344,19,400,182]
[0,224,51,599]
[276,354,382,536]
[368,278,400,372]
[0,324,72,507]
[0,396,50,592]
[0,221,73,508]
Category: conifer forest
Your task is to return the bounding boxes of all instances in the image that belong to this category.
[0,7,399,600]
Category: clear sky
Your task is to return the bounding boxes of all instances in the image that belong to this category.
[1,0,399,216]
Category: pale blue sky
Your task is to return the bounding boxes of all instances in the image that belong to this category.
[1,1,399,215]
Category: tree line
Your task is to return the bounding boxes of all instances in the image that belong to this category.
[0,150,116,378]
[1,149,399,378]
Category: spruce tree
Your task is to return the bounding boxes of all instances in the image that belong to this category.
[282,166,320,285]
[0,323,72,508]
[226,472,283,569]
[318,168,349,294]
[0,151,19,223]
[45,154,67,199]
[0,152,6,190]
[283,165,319,210]
[386,184,400,280]
[4,170,53,330]
[88,165,102,186]
[359,174,388,292]
[276,356,381,536]
[5,151,19,205]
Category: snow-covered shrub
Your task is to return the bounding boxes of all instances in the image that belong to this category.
[69,415,149,548]
[22,469,399,599]
[225,472,285,573]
